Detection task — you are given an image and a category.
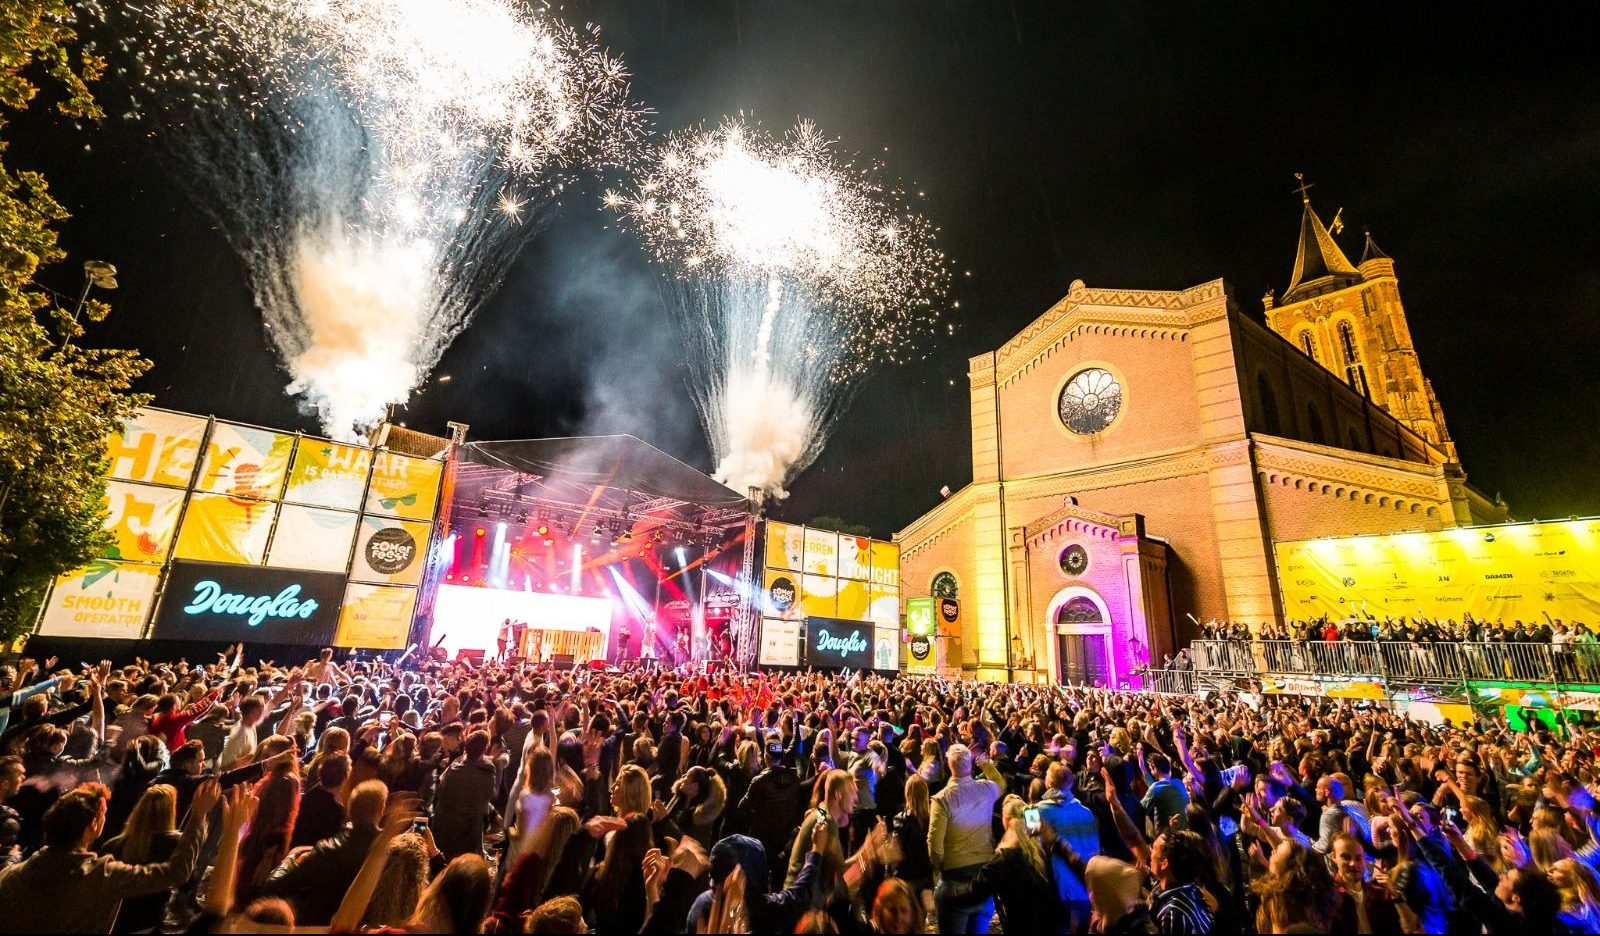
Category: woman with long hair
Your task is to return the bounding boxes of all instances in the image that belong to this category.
[582,815,652,934]
[1551,857,1600,932]
[306,725,350,786]
[363,832,430,928]
[869,877,926,935]
[409,854,494,934]
[379,732,419,792]
[610,764,652,820]
[505,743,556,868]
[104,784,180,934]
[939,795,1064,934]
[891,773,933,912]
[236,772,300,901]
[489,806,581,932]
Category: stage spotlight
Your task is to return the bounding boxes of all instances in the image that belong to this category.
[675,546,688,567]
[536,523,549,536]
[593,523,605,535]
[476,500,488,516]
[617,530,633,543]
[517,509,529,523]
[543,538,554,546]
[475,528,485,537]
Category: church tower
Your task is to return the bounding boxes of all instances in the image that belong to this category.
[1262,177,1458,461]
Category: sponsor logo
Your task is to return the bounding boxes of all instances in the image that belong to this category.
[910,635,932,661]
[814,628,868,656]
[939,597,959,623]
[365,526,417,575]
[769,576,796,613]
[1484,573,1514,580]
[183,580,319,627]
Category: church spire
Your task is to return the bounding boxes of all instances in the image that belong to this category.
[1361,228,1390,263]
[1283,173,1359,303]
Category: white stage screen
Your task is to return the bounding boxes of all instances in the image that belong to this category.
[431,584,614,659]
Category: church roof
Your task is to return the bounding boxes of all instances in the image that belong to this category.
[1283,196,1360,303]
[1361,229,1391,263]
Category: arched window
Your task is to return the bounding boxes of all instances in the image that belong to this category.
[1056,596,1104,625]
[1297,330,1318,362]
[1257,372,1281,435]
[1307,407,1326,445]
[931,571,959,599]
[1338,321,1369,397]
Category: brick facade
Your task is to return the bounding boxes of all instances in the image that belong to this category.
[897,274,1504,685]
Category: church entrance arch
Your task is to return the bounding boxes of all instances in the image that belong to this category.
[1046,586,1116,687]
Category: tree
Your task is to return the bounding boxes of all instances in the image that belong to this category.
[0,1,152,641]
[806,516,874,538]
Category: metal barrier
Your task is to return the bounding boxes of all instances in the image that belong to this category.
[1147,669,1198,694]
[1189,639,1582,687]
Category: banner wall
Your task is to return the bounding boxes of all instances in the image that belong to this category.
[1276,519,1600,623]
[38,562,161,639]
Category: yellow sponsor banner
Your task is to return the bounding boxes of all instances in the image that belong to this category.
[838,535,871,581]
[284,439,373,510]
[836,579,871,622]
[366,452,443,522]
[106,408,208,488]
[196,422,295,500]
[102,480,185,564]
[350,515,430,586]
[38,562,161,639]
[803,528,839,577]
[869,540,900,589]
[765,521,804,571]
[333,582,417,649]
[173,493,276,565]
[267,504,360,573]
[1276,520,1600,623]
[868,587,900,629]
[800,573,839,619]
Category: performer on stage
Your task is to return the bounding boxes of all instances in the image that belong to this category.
[617,620,632,662]
[497,618,511,662]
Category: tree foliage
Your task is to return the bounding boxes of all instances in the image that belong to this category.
[806,515,874,538]
[0,0,151,640]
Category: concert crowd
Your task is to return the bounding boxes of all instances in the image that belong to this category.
[3,643,1599,934]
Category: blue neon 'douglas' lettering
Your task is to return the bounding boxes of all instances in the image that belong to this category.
[814,628,868,658]
[183,580,320,627]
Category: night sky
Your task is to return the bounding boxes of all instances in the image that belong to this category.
[12,2,1598,538]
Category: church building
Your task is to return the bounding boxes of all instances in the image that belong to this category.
[895,187,1506,685]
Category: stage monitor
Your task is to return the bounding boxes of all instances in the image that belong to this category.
[431,584,613,660]
[151,560,346,645]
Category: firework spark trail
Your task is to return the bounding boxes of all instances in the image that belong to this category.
[607,118,949,499]
[96,0,644,439]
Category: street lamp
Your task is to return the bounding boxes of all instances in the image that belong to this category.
[60,259,118,350]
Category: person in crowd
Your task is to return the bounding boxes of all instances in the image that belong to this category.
[928,743,1001,934]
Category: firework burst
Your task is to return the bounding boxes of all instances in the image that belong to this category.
[607,117,949,497]
[94,0,645,439]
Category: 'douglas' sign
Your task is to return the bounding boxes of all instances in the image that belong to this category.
[152,560,346,645]
[803,615,876,670]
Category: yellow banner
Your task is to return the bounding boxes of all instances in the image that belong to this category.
[765,521,803,571]
[803,528,839,577]
[366,452,442,521]
[196,422,295,500]
[38,562,161,639]
[173,493,276,565]
[102,480,185,564]
[836,579,871,622]
[267,504,360,573]
[800,573,838,618]
[839,535,872,581]
[869,587,900,628]
[1276,520,1600,624]
[106,408,208,488]
[869,540,901,589]
[284,439,373,510]
[333,582,417,649]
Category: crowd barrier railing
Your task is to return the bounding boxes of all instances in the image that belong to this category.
[1189,638,1595,688]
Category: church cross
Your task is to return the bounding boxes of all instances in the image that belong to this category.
[1293,172,1315,203]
